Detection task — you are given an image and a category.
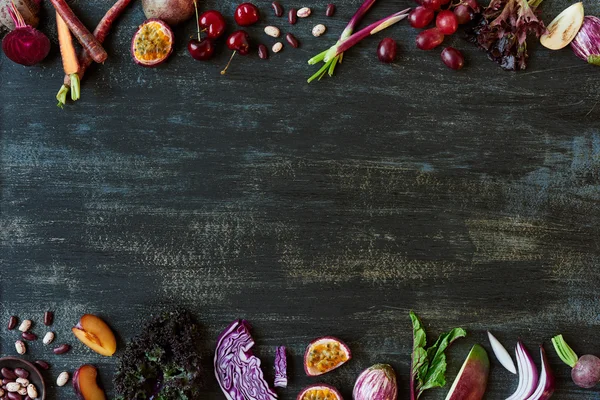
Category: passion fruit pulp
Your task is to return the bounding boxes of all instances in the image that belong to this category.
[131,19,174,67]
[304,336,351,376]
[297,384,343,400]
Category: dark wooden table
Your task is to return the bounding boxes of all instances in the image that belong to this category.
[1,0,599,398]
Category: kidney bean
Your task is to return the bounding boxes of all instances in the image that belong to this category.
[326,3,336,17]
[7,392,22,400]
[0,370,16,381]
[7,317,17,331]
[285,33,300,48]
[21,332,36,341]
[271,1,283,17]
[12,370,27,380]
[258,44,269,59]
[288,8,297,24]
[53,344,71,355]
[33,361,49,370]
[43,311,53,326]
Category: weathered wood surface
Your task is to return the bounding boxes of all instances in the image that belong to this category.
[1,0,599,398]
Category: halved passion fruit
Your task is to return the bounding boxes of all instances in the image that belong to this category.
[304,336,351,376]
[131,19,174,67]
[297,384,344,400]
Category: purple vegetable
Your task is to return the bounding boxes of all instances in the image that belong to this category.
[506,342,538,400]
[0,0,39,32]
[214,320,278,400]
[307,0,379,82]
[525,346,555,400]
[553,334,600,389]
[1,2,49,66]
[322,8,411,63]
[571,16,600,66]
[274,346,287,388]
[353,364,398,400]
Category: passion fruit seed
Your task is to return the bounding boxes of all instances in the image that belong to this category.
[302,389,338,400]
[134,21,172,63]
[307,343,348,373]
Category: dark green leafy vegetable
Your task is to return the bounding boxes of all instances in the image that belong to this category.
[410,311,466,400]
[114,308,204,400]
[466,0,545,71]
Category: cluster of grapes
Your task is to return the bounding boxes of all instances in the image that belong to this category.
[408,0,480,69]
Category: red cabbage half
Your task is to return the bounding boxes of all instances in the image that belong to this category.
[215,320,278,400]
[274,346,287,388]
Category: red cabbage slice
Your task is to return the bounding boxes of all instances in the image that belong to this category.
[274,346,287,388]
[215,320,278,400]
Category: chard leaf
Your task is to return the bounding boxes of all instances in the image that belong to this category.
[410,312,466,399]
[421,328,467,391]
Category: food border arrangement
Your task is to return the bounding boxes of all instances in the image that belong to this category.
[0,309,599,399]
[0,0,599,108]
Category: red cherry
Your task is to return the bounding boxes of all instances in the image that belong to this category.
[222,30,251,75]
[226,30,250,55]
[235,3,260,26]
[188,38,215,60]
[199,10,226,39]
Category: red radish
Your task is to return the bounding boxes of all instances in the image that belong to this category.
[1,2,49,66]
[57,0,133,106]
[49,0,107,63]
[0,0,40,31]
[131,19,174,67]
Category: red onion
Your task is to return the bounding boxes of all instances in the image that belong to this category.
[525,346,555,400]
[1,2,49,66]
[506,342,539,400]
[488,331,517,374]
[571,16,600,66]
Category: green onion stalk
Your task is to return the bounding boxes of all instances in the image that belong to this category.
[308,0,378,83]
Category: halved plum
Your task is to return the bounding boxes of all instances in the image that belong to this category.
[73,365,106,400]
[72,314,117,356]
[297,384,343,400]
[131,19,174,67]
[304,336,351,376]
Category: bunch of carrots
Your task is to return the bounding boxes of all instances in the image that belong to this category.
[50,0,132,107]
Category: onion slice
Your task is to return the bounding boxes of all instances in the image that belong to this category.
[525,346,555,400]
[488,331,517,374]
[506,342,539,400]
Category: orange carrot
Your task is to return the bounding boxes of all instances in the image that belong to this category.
[56,11,80,106]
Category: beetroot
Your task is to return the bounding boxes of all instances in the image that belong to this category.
[1,2,49,66]
[0,0,39,32]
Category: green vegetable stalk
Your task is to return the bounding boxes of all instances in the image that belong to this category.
[410,311,466,400]
[552,334,579,368]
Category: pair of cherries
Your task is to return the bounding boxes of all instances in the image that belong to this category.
[188,2,260,72]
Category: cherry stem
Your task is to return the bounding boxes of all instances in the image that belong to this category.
[221,51,237,75]
[194,0,201,41]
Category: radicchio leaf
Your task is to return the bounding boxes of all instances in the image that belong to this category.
[467,0,546,71]
[214,320,278,400]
